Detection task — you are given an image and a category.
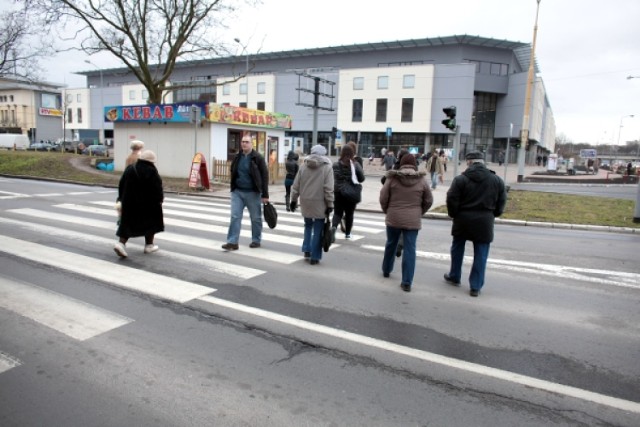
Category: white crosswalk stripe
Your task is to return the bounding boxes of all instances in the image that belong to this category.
[0,216,267,278]
[0,235,215,303]
[1,195,386,289]
[0,352,21,374]
[0,277,133,341]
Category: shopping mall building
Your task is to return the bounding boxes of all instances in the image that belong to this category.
[68,34,554,173]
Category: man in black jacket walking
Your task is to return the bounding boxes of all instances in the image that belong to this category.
[444,151,507,296]
[222,136,269,250]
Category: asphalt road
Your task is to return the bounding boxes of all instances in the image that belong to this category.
[1,178,639,426]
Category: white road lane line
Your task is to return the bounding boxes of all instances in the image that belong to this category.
[361,245,640,290]
[0,190,29,200]
[198,294,640,414]
[0,352,22,374]
[0,217,267,278]
[0,236,215,303]
[0,277,133,341]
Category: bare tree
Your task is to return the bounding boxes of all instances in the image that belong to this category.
[0,6,51,80]
[23,0,257,103]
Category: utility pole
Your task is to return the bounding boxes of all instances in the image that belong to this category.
[294,71,336,148]
[518,0,542,182]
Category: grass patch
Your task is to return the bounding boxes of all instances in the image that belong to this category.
[430,190,639,228]
[0,150,223,193]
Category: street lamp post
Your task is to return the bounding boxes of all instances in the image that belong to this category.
[617,114,634,146]
[517,0,542,183]
[626,76,640,222]
[84,60,104,145]
[234,38,249,107]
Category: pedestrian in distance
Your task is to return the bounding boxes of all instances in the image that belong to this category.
[125,139,145,166]
[425,151,444,190]
[289,144,334,265]
[222,136,269,251]
[383,150,396,171]
[268,148,278,184]
[284,150,299,211]
[114,150,164,258]
[379,154,433,292]
[497,150,505,166]
[439,149,448,172]
[444,151,507,297]
[331,144,365,240]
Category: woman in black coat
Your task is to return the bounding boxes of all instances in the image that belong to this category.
[114,150,164,258]
[331,144,365,239]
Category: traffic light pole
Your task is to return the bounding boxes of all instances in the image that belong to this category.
[453,125,461,177]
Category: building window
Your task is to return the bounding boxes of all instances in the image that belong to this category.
[239,83,247,95]
[67,108,73,123]
[377,76,388,89]
[76,94,82,102]
[401,98,413,122]
[77,108,82,123]
[240,102,247,108]
[142,90,148,100]
[171,80,217,103]
[223,84,230,95]
[403,75,415,89]
[376,99,387,122]
[257,82,266,94]
[128,90,135,100]
[257,101,265,111]
[352,99,363,122]
[353,77,364,90]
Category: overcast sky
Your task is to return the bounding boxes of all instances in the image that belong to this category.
[36,0,640,146]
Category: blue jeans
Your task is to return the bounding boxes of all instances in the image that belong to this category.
[448,238,491,291]
[227,190,262,244]
[430,171,439,189]
[381,227,418,287]
[302,217,325,261]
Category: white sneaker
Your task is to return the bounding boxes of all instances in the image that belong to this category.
[114,242,128,258]
[144,244,159,254]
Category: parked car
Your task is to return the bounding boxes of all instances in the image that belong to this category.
[82,144,109,156]
[51,140,81,153]
[27,142,55,151]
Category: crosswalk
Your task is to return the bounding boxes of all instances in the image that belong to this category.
[3,187,640,417]
[0,191,388,375]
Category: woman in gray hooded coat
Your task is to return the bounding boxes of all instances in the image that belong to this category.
[289,145,334,265]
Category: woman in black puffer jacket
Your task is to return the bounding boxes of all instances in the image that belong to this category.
[331,144,365,239]
[284,150,299,211]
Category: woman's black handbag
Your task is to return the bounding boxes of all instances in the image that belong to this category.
[263,202,278,229]
[340,182,362,204]
[322,214,332,252]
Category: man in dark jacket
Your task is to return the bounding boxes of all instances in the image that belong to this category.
[222,136,269,250]
[444,151,507,297]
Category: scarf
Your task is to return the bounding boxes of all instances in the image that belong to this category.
[350,160,359,184]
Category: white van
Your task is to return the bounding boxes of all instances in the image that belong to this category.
[0,134,30,150]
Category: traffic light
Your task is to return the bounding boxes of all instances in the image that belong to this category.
[442,106,456,131]
[331,127,338,138]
